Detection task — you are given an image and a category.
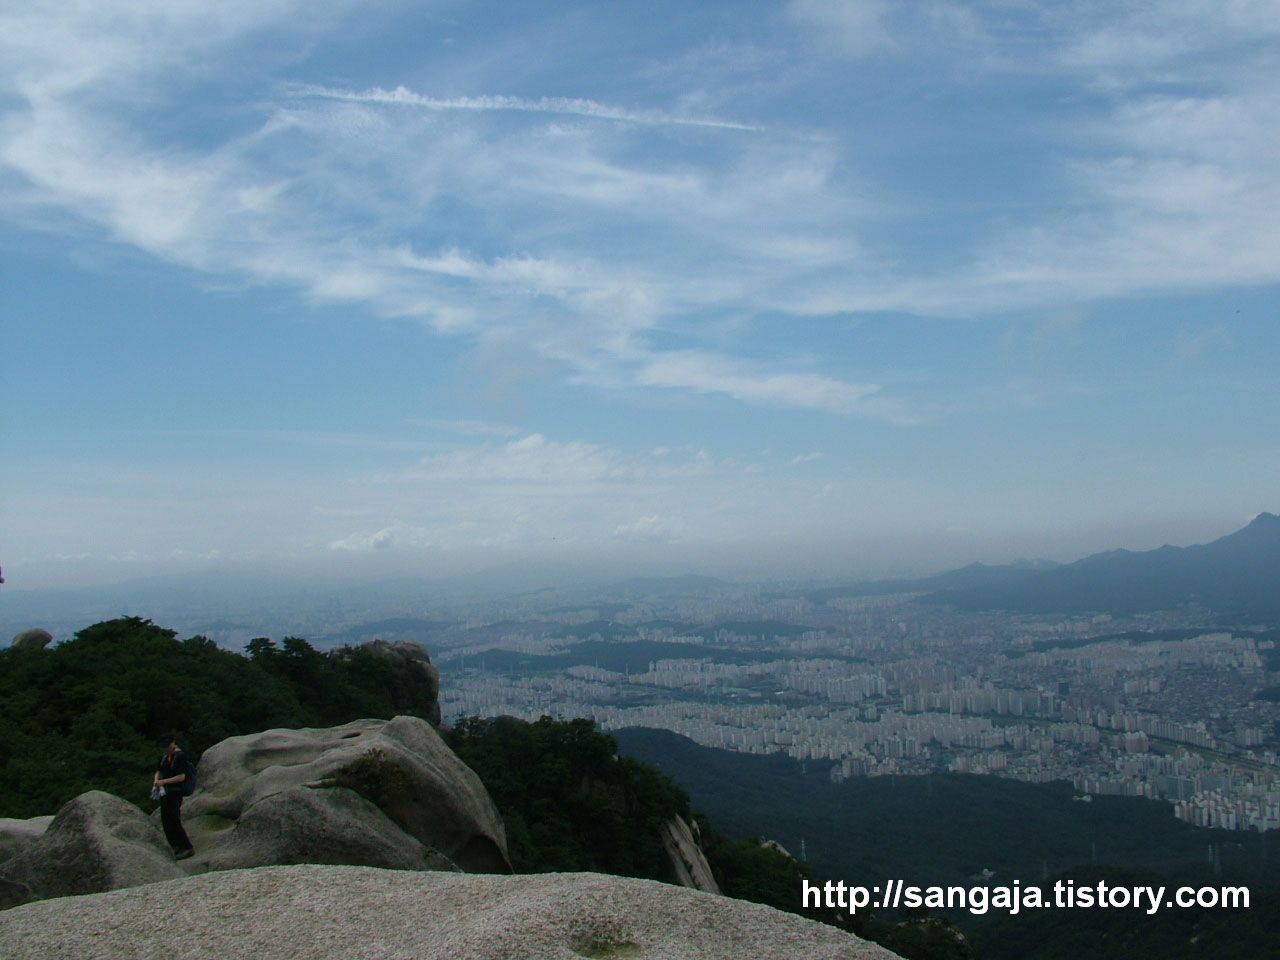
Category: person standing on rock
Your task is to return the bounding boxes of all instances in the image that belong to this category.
[154,734,194,860]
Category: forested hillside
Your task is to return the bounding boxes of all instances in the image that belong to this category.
[615,727,1280,959]
[0,617,439,816]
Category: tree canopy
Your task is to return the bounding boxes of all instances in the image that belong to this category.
[0,617,437,816]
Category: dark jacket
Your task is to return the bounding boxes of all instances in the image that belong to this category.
[157,750,188,789]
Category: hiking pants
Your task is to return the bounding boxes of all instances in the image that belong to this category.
[159,792,192,852]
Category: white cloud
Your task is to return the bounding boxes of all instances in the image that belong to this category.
[302,434,768,560]
[298,84,761,131]
[0,3,909,425]
[328,527,398,552]
[786,0,893,57]
[397,434,719,487]
[411,433,633,484]
[3,0,1278,439]
[636,350,921,423]
[1058,2,1280,78]
[769,1,1280,317]
[614,515,686,542]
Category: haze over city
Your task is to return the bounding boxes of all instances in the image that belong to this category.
[2,1,1277,591]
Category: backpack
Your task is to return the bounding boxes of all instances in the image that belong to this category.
[181,757,198,796]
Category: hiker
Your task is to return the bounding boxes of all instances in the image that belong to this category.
[154,734,194,860]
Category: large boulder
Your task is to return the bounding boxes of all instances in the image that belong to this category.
[0,864,903,959]
[0,816,53,909]
[0,817,52,865]
[181,715,509,875]
[0,792,179,904]
[206,784,455,872]
[361,638,442,726]
[8,629,52,650]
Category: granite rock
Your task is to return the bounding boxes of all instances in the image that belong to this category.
[0,864,904,959]
[0,792,179,903]
[8,629,52,650]
[180,715,509,874]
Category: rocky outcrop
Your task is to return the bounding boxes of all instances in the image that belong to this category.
[660,814,720,893]
[0,792,180,905]
[0,864,903,959]
[181,714,508,874]
[361,638,442,726]
[0,716,510,912]
[0,817,49,906]
[760,838,794,858]
[0,816,51,865]
[8,629,52,650]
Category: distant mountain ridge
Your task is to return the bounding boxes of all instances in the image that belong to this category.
[804,558,1062,605]
[923,513,1280,619]
[807,514,1280,621]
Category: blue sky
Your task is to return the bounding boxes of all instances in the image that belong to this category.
[1,1,1277,589]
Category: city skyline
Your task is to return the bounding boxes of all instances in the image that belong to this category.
[2,1,1278,589]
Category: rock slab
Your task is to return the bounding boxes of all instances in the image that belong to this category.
[182,715,509,874]
[0,792,179,905]
[659,815,720,894]
[0,816,52,865]
[0,864,903,960]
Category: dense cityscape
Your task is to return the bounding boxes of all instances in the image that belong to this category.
[425,587,1280,834]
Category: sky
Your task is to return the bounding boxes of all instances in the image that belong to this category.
[1,0,1278,590]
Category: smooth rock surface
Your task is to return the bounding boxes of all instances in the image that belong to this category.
[205,783,458,872]
[0,864,903,959]
[0,792,180,903]
[0,816,52,864]
[659,815,720,893]
[182,715,509,874]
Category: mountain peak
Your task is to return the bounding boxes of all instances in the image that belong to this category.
[924,511,1280,618]
[1217,512,1280,547]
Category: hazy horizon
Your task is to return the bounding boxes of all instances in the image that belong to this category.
[2,2,1277,593]
[1,511,1268,598]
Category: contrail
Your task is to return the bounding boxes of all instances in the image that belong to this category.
[294,84,761,132]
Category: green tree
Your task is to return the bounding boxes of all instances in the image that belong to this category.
[446,715,691,877]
